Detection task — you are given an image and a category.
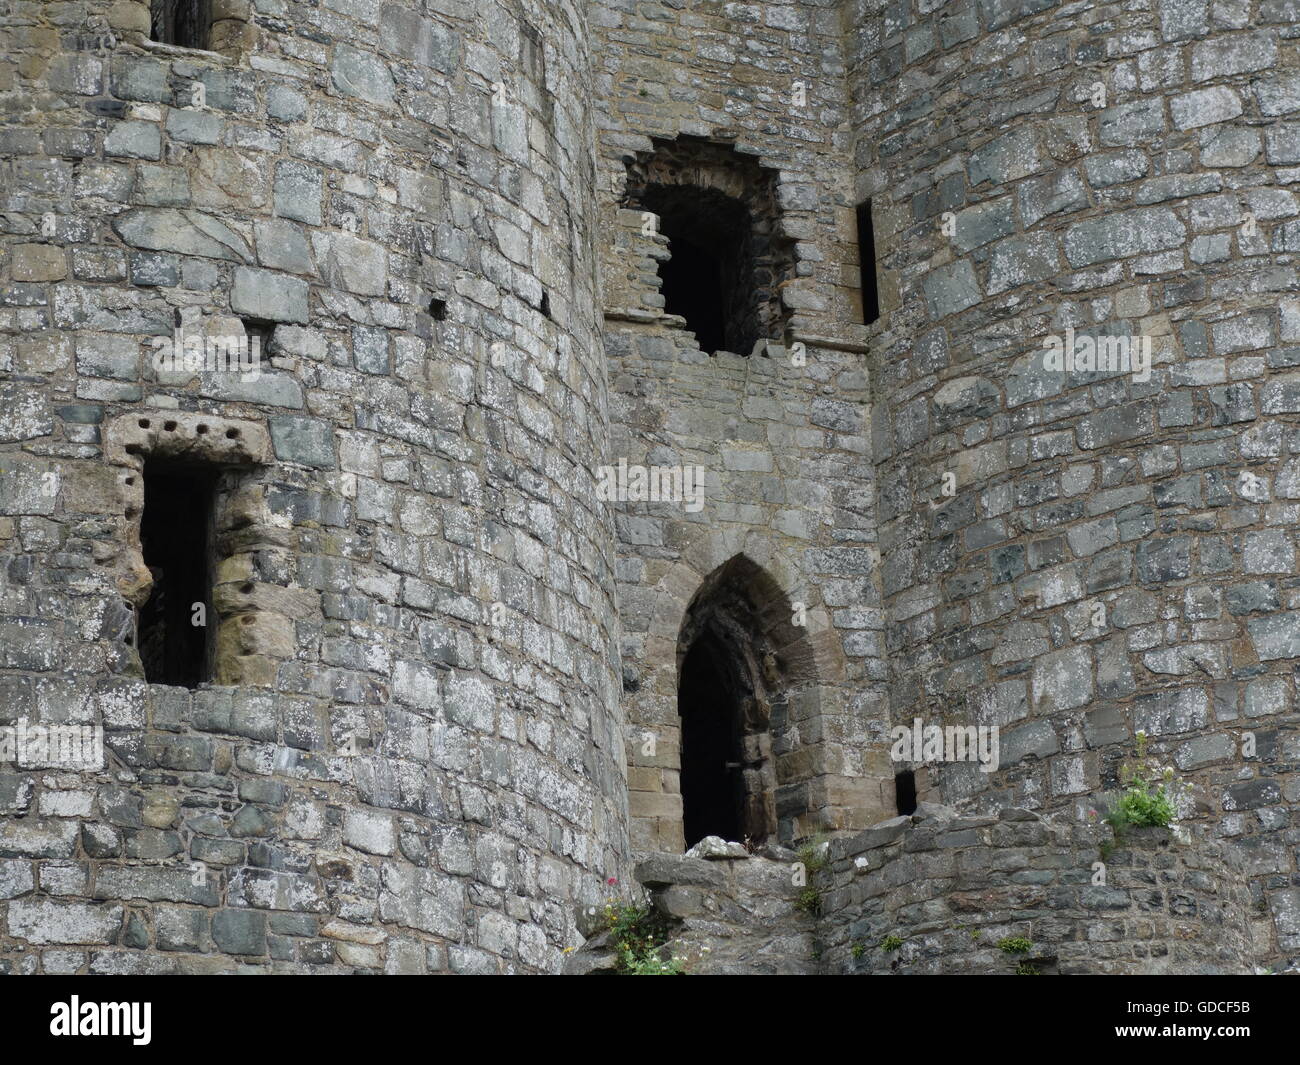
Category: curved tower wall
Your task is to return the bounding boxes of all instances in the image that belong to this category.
[848,0,1300,965]
[0,0,626,973]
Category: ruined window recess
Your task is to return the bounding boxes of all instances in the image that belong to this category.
[139,0,254,57]
[623,137,795,357]
[895,768,917,816]
[538,289,551,321]
[856,198,881,325]
[652,197,734,355]
[138,462,218,687]
[150,0,212,49]
[428,298,448,322]
[108,413,277,690]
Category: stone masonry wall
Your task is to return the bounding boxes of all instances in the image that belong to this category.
[592,0,894,854]
[569,802,1252,975]
[847,0,1300,968]
[625,846,817,974]
[819,802,1253,974]
[0,0,628,973]
[4,0,1298,978]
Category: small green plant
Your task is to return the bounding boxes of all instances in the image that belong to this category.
[1105,731,1184,835]
[881,934,903,952]
[850,941,866,959]
[1015,961,1040,975]
[793,835,829,916]
[796,885,823,916]
[623,950,685,975]
[602,901,683,975]
[969,927,981,940]
[795,835,830,876]
[998,936,1033,955]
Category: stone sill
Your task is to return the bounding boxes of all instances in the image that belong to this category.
[790,330,871,355]
[135,38,235,66]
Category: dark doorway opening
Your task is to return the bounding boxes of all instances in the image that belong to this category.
[856,198,880,324]
[895,769,917,816]
[138,463,218,688]
[679,634,743,848]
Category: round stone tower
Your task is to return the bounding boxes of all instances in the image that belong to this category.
[0,0,627,973]
[848,0,1300,967]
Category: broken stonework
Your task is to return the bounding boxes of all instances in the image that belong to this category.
[0,0,1297,979]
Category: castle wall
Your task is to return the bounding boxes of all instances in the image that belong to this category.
[2,0,1297,977]
[0,0,627,973]
[846,0,1300,967]
[820,804,1253,975]
[569,803,1253,975]
[591,0,894,853]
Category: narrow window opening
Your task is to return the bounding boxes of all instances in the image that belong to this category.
[856,198,880,325]
[138,462,218,688]
[519,22,553,123]
[895,769,917,816]
[428,298,448,321]
[521,22,544,80]
[150,0,212,49]
[538,290,551,320]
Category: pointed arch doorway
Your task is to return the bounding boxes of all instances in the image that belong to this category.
[675,555,812,850]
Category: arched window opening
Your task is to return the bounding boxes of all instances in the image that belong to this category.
[623,137,794,357]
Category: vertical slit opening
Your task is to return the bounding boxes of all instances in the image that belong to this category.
[894,769,917,816]
[856,198,880,325]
